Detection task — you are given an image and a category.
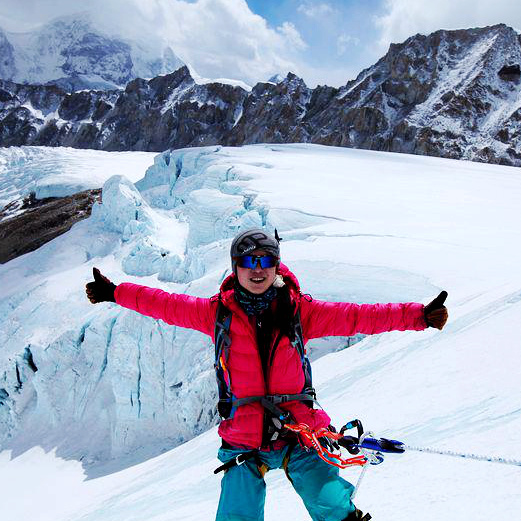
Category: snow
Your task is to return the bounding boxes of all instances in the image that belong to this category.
[403,26,521,161]
[1,144,521,521]
[407,34,500,129]
[189,65,252,92]
[2,13,184,89]
[0,146,157,211]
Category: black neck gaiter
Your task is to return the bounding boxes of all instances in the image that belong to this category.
[234,283,277,316]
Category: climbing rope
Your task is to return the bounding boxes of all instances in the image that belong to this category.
[402,443,521,467]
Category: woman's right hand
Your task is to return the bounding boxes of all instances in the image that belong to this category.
[85,267,117,303]
[424,291,448,330]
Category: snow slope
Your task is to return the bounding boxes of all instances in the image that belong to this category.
[0,144,520,521]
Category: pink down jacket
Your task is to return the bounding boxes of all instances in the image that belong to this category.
[114,263,427,450]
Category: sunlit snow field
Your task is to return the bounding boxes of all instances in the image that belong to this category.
[0,144,520,521]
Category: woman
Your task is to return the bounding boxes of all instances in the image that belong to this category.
[86,228,448,521]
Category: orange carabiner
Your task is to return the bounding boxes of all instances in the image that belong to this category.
[285,423,367,469]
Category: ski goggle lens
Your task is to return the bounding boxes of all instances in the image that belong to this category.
[236,255,278,269]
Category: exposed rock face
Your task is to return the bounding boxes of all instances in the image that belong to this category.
[0,66,248,151]
[0,189,101,264]
[227,73,313,144]
[2,24,521,165]
[302,24,521,165]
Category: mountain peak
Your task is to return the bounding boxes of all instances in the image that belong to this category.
[0,14,184,91]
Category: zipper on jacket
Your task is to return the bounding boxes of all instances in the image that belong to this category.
[255,315,272,448]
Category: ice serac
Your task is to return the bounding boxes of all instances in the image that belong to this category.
[0,149,223,466]
[0,167,215,467]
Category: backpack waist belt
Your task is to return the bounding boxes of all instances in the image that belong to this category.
[224,392,316,416]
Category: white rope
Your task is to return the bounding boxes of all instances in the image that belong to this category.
[351,461,369,500]
[350,431,380,499]
[403,444,521,467]
[348,436,521,501]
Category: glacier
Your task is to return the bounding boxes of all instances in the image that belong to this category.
[0,146,157,217]
[0,144,520,521]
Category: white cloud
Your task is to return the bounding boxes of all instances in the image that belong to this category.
[375,0,521,53]
[277,21,307,51]
[297,2,335,18]
[337,34,360,56]
[0,0,307,86]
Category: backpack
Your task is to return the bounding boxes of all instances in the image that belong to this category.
[213,300,316,421]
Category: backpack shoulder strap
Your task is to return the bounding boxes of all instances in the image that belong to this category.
[214,300,235,419]
[214,299,232,365]
[291,306,316,400]
[291,308,305,360]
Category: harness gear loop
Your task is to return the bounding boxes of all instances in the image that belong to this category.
[213,450,260,474]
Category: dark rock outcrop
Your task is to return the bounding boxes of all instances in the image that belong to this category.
[0,189,101,264]
[227,73,313,144]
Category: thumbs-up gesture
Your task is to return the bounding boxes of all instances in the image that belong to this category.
[85,267,116,303]
[424,291,448,330]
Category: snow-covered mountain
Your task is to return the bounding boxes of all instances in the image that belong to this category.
[0,14,184,91]
[2,24,521,166]
[0,144,520,521]
[309,23,521,164]
[0,65,248,151]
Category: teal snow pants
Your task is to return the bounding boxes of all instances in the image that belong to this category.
[215,444,356,521]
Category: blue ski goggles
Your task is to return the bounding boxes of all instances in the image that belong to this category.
[235,255,278,269]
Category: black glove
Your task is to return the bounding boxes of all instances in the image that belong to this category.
[85,267,116,304]
[424,290,448,330]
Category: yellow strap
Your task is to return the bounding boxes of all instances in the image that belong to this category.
[257,463,269,478]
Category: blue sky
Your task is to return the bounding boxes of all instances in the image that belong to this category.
[0,0,520,87]
[245,0,384,85]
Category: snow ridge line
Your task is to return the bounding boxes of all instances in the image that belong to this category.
[403,443,521,467]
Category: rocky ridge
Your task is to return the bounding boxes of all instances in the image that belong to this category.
[1,24,521,165]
